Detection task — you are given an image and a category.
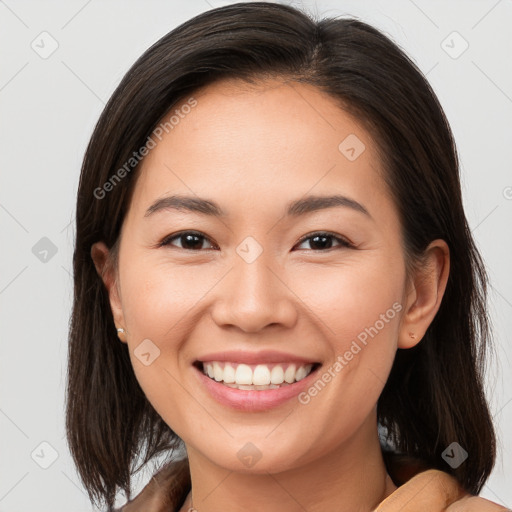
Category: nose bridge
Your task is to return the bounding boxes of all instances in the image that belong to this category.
[231,234,279,298]
[210,239,297,332]
[234,246,276,301]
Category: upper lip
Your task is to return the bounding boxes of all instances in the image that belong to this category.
[195,350,320,365]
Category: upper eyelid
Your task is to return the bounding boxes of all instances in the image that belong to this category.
[295,231,352,246]
[160,231,217,249]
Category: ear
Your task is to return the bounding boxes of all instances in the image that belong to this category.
[90,241,127,343]
[398,239,450,349]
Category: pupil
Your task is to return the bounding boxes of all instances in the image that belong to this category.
[183,234,202,249]
[311,235,331,250]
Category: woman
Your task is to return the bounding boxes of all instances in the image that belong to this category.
[65,2,508,511]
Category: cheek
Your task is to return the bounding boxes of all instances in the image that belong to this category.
[292,256,404,346]
[118,260,202,433]
[118,260,223,411]
[120,259,215,340]
[291,255,404,415]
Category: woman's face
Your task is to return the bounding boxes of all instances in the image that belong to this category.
[105,78,412,473]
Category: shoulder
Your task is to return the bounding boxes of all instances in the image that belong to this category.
[377,455,509,512]
[115,457,191,512]
[446,495,510,511]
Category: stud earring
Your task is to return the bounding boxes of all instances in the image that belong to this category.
[117,327,127,342]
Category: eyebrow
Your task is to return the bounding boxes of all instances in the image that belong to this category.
[144,193,371,219]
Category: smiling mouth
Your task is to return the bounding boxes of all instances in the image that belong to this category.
[194,361,321,390]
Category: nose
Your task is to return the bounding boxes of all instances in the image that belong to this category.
[210,249,298,333]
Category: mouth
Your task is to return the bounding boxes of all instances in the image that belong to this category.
[194,360,320,391]
[192,350,323,411]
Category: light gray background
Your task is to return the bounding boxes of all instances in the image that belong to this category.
[1,0,511,510]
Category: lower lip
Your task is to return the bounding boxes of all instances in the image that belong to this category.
[194,365,320,411]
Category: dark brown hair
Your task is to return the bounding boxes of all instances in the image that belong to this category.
[66,2,496,510]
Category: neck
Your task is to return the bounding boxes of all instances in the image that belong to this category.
[182,416,397,512]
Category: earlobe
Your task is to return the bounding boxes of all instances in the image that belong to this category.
[91,241,126,340]
[398,240,450,349]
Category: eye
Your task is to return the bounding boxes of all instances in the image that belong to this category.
[293,231,353,251]
[158,230,353,252]
[159,231,217,251]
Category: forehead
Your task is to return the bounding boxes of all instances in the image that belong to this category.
[127,77,392,222]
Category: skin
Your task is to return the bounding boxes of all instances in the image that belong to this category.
[92,78,450,512]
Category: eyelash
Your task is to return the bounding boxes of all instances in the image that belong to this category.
[158,230,354,252]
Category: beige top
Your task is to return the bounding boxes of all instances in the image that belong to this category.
[118,455,509,512]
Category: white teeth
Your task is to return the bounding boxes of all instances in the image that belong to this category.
[201,361,315,388]
[270,365,285,385]
[252,365,271,386]
[224,382,288,390]
[295,366,308,381]
[235,364,253,385]
[223,363,235,384]
[213,362,223,382]
[284,364,296,383]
